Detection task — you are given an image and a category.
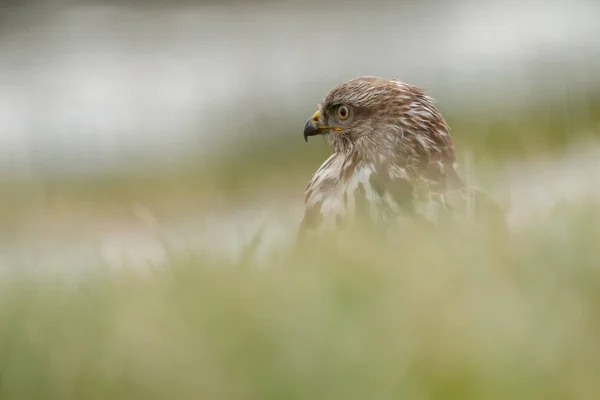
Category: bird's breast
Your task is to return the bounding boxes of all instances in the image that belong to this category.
[303,162,402,234]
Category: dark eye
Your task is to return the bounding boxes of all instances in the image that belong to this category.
[336,105,350,120]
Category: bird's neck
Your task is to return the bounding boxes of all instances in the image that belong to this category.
[337,141,464,194]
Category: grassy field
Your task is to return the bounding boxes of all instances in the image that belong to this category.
[0,91,599,399]
[1,202,600,399]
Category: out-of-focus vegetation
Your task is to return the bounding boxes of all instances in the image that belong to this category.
[0,70,598,400]
[1,93,598,396]
[1,203,600,399]
[1,1,600,398]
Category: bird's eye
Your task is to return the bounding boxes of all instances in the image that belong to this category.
[336,105,350,121]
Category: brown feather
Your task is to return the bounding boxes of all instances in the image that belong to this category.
[298,76,510,267]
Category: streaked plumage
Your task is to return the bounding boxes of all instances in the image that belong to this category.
[298,76,507,247]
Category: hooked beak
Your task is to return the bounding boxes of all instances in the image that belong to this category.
[303,110,321,142]
[303,110,341,142]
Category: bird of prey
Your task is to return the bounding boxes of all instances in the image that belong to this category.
[298,76,507,247]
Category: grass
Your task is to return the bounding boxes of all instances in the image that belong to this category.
[1,202,600,399]
[1,87,599,398]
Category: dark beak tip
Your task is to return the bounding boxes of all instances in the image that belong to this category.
[303,119,319,142]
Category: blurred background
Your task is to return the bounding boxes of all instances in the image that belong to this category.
[1,0,599,269]
[2,1,600,398]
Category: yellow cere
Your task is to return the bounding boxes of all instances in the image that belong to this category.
[310,110,342,131]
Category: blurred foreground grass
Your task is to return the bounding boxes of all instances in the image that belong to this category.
[0,86,599,398]
[1,203,600,399]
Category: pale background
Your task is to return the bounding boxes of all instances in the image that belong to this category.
[1,0,599,270]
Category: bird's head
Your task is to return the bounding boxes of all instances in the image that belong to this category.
[304,76,454,167]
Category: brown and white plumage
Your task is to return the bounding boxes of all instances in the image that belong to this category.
[298,76,507,246]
